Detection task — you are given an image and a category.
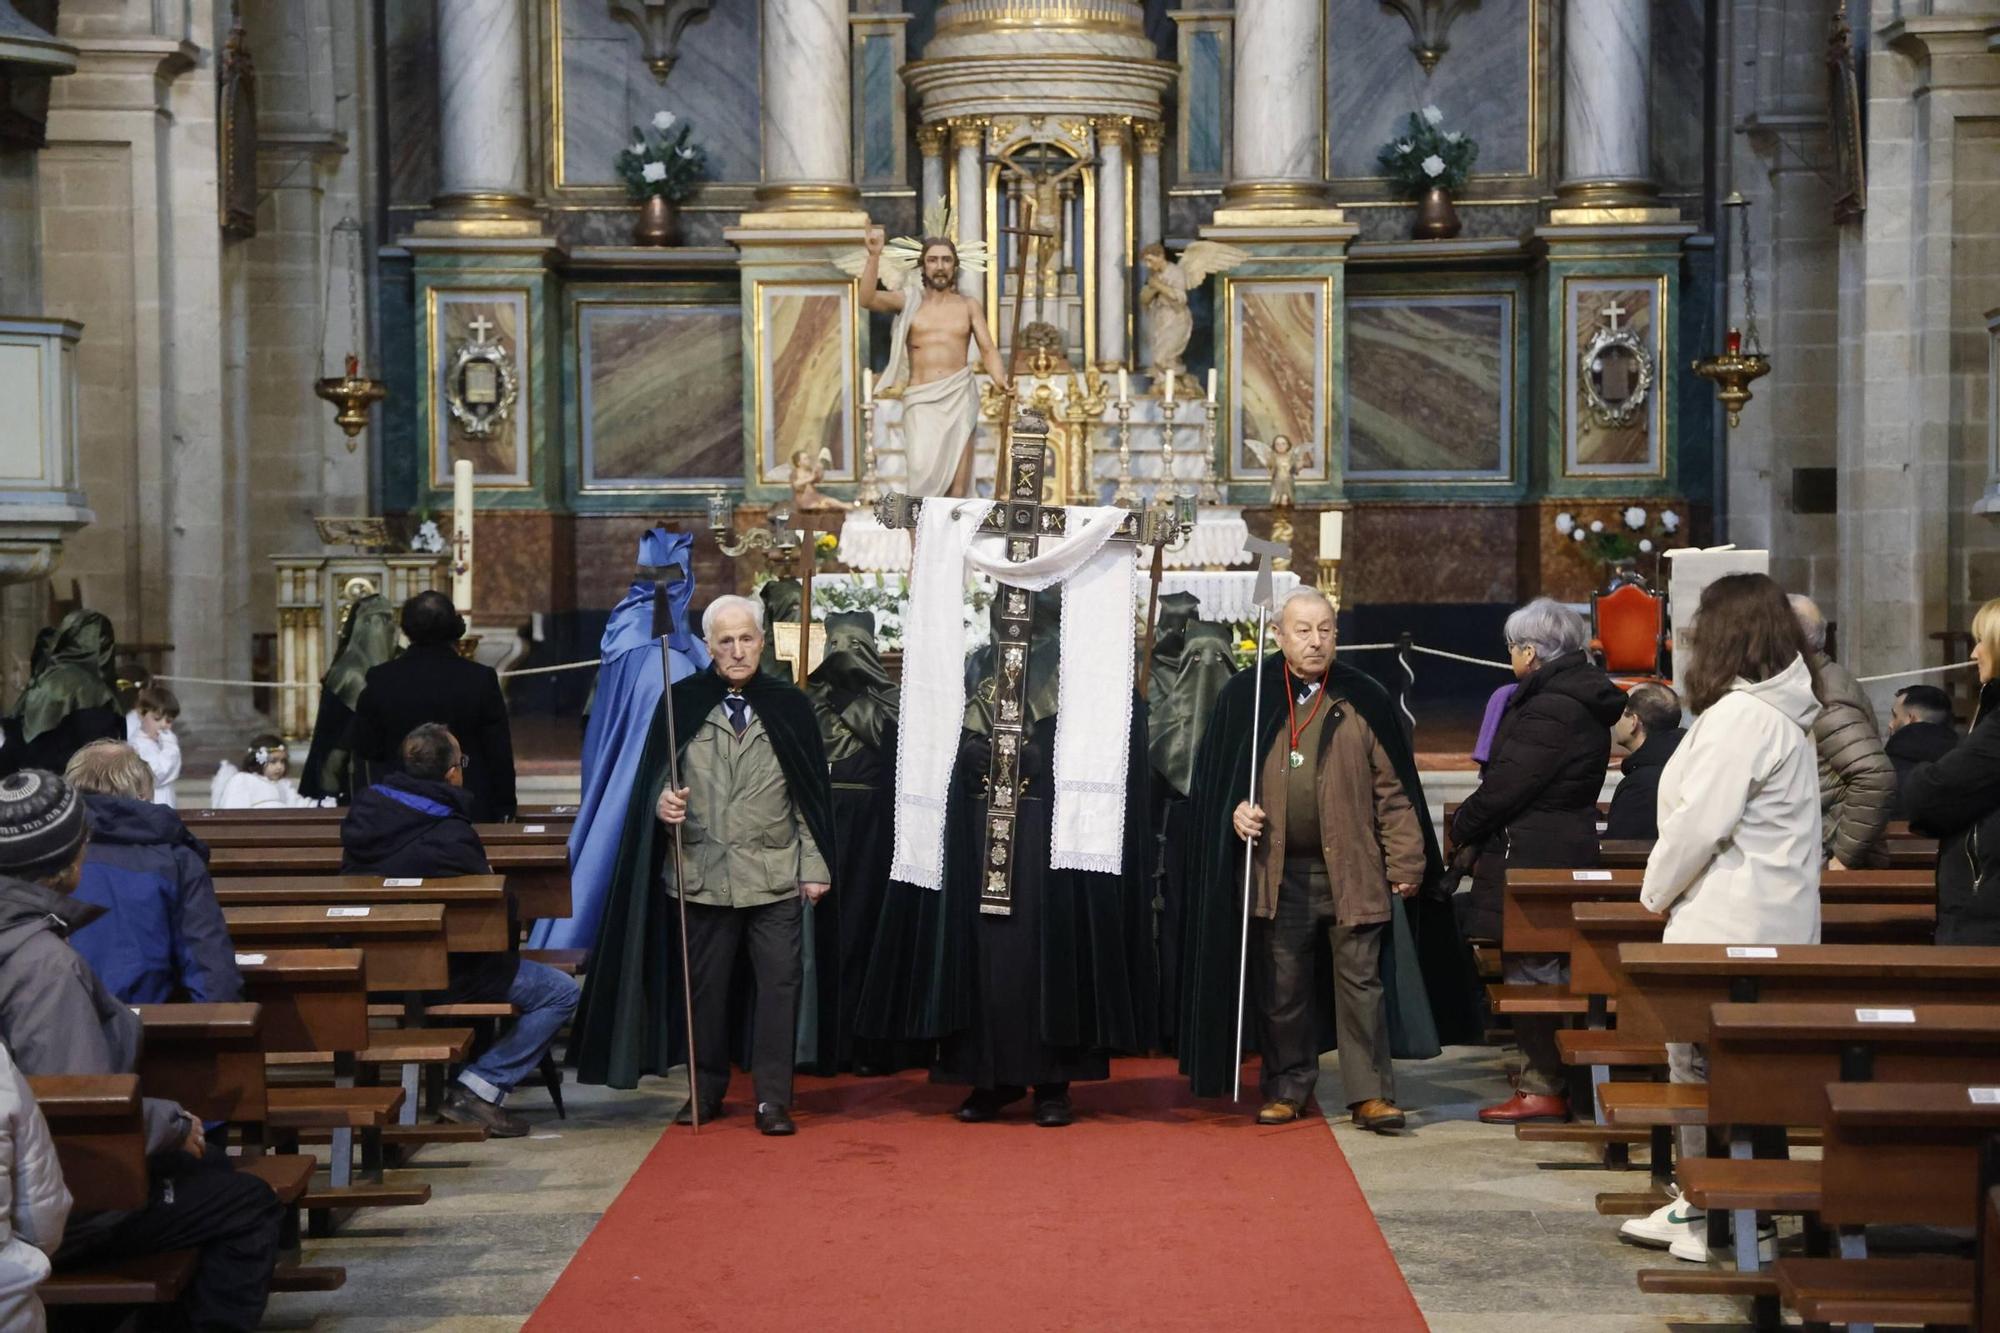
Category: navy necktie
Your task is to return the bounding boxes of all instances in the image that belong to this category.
[724,695,748,737]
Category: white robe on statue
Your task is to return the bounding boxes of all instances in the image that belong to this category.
[882,283,980,497]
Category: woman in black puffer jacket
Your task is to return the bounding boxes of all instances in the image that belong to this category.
[1450,597,1627,1123]
[1907,598,2000,946]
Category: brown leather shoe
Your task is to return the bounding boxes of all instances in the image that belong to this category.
[1256,1098,1304,1125]
[1477,1090,1569,1124]
[1350,1098,1406,1132]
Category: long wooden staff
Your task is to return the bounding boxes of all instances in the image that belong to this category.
[653,564,702,1133]
[1136,537,1168,698]
[1232,601,1270,1104]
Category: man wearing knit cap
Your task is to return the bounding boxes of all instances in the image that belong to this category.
[0,770,284,1331]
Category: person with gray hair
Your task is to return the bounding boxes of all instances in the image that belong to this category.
[571,594,837,1136]
[62,740,242,1006]
[1787,594,1897,868]
[1449,597,1627,1124]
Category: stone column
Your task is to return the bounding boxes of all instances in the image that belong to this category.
[1556,0,1654,208]
[754,0,859,212]
[1094,116,1129,369]
[1222,0,1325,210]
[1134,119,1164,368]
[917,120,947,225]
[952,117,984,298]
[433,0,533,219]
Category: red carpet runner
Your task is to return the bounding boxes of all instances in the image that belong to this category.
[529,1059,1427,1331]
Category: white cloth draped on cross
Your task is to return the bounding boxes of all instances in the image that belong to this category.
[891,499,1138,890]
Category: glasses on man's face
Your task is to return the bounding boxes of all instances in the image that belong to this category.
[452,754,470,773]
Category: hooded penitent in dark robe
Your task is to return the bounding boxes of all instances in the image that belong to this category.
[301,594,397,803]
[1145,594,1238,1053]
[569,662,837,1089]
[759,578,803,682]
[1178,652,1482,1098]
[530,530,708,953]
[800,611,913,1073]
[858,589,1156,1090]
[4,610,123,776]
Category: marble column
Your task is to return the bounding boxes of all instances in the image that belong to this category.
[917,121,948,226]
[952,118,985,298]
[1222,0,1326,210]
[755,0,860,211]
[1134,119,1164,368]
[434,0,533,217]
[1557,0,1654,206]
[1095,116,1129,369]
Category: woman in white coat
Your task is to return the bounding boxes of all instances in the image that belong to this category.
[1620,572,1824,1263]
[0,1041,72,1331]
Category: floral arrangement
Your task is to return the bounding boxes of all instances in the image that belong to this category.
[1554,505,1683,570]
[615,110,707,204]
[748,570,997,654]
[813,532,840,569]
[408,516,445,555]
[1375,105,1479,196]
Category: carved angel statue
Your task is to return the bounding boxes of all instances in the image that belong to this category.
[1140,240,1249,379]
[832,202,991,293]
[789,447,850,512]
[1245,433,1313,508]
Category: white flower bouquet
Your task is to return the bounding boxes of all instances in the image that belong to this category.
[1375,105,1479,195]
[614,110,707,204]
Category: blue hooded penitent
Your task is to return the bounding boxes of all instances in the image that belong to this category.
[531,529,708,950]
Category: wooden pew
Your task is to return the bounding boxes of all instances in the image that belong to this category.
[210,846,571,925]
[200,821,572,849]
[183,803,579,825]
[31,1074,201,1312]
[224,903,449,992]
[1598,838,1940,871]
[1766,1082,1993,1328]
[216,875,509,953]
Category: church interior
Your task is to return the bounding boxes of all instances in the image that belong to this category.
[0,0,1997,1329]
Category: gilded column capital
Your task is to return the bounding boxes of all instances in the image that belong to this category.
[1091,115,1130,148]
[950,117,988,150]
[916,120,949,158]
[1132,119,1165,155]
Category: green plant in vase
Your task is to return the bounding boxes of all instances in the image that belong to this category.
[615,110,708,246]
[1375,105,1479,240]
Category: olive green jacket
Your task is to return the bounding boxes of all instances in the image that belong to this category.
[664,702,830,907]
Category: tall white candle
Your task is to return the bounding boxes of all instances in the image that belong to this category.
[1162,370,1175,405]
[1116,367,1129,404]
[862,367,873,403]
[452,457,474,614]
[1206,368,1218,403]
[1320,508,1343,561]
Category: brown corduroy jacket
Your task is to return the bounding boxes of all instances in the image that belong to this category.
[1249,686,1427,926]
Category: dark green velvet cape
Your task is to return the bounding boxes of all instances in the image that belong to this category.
[1178,653,1481,1097]
[569,664,839,1089]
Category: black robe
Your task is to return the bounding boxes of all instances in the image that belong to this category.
[803,612,913,1073]
[1178,653,1482,1098]
[568,665,839,1090]
[857,703,1156,1088]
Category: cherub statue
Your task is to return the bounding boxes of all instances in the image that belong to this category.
[1140,240,1249,380]
[1246,433,1313,508]
[789,447,850,512]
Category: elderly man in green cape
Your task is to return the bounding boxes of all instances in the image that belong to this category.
[1179,588,1479,1126]
[569,594,839,1135]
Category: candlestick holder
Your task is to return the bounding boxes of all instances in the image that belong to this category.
[1316,555,1342,611]
[1060,370,1111,504]
[1158,396,1180,505]
[1198,398,1223,504]
[856,397,882,505]
[1112,399,1137,507]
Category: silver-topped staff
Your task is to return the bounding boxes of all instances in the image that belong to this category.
[1232,533,1290,1103]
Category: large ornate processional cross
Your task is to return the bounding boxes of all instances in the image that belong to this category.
[877,408,1194,915]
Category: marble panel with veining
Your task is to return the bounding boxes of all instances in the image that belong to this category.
[1568,283,1655,470]
[762,291,852,480]
[1232,284,1325,478]
[384,1,438,206]
[556,0,760,189]
[581,303,743,487]
[1652,0,1706,193]
[436,295,526,482]
[1347,297,1509,477]
[1327,0,1533,181]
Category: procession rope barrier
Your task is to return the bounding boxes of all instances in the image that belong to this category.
[1854,661,1976,685]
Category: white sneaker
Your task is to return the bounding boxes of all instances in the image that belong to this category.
[1620,1192,1699,1249]
[1668,1218,1777,1264]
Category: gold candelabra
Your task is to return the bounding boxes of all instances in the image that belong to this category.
[1059,370,1110,504]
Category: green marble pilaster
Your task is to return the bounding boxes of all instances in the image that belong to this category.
[1199,213,1358,507]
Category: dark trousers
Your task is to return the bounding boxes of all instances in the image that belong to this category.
[1252,860,1394,1109]
[685,895,802,1110]
[56,1150,284,1333]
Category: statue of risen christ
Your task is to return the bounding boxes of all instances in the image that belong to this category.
[859,226,1012,498]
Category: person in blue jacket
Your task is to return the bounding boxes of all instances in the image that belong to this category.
[61,740,242,1004]
[529,528,708,952]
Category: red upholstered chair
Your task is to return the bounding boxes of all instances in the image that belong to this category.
[1590,581,1670,689]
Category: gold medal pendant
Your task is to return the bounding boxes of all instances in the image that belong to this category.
[1288,750,1304,768]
